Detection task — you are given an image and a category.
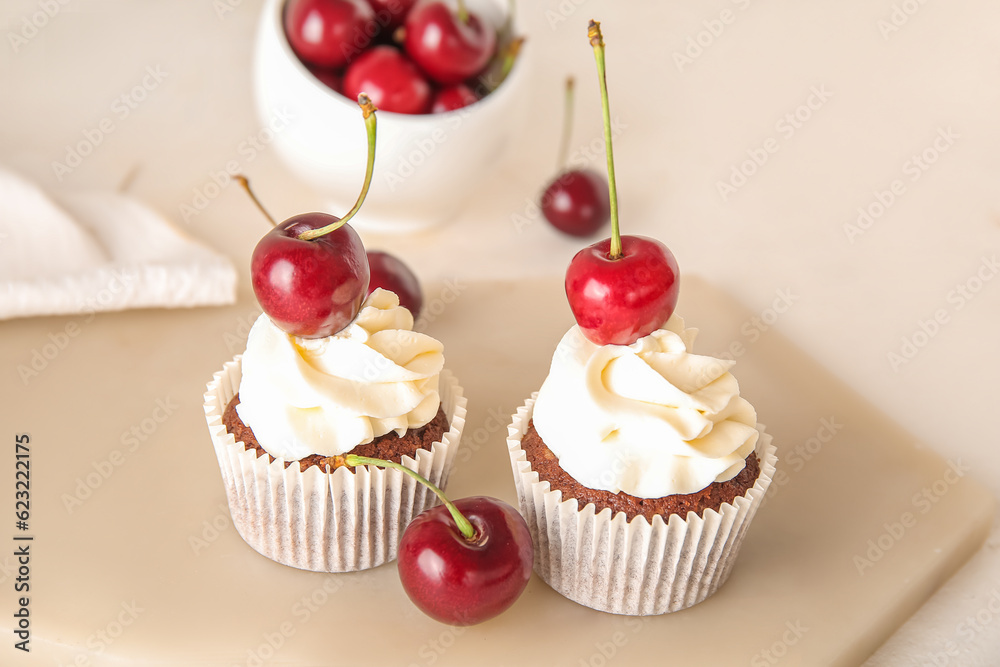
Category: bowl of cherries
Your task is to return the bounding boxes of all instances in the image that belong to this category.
[253,0,528,232]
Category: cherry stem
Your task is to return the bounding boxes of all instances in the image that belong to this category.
[117,164,141,193]
[555,76,574,171]
[298,94,378,241]
[344,454,477,541]
[589,20,621,260]
[455,0,470,24]
[499,36,524,83]
[236,175,278,227]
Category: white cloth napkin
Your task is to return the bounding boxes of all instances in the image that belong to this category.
[0,166,236,319]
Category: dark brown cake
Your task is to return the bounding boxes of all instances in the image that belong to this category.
[223,393,448,473]
[521,419,760,522]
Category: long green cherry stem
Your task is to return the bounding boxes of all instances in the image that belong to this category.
[236,175,278,227]
[344,454,477,541]
[588,20,621,260]
[298,94,378,241]
[555,76,575,172]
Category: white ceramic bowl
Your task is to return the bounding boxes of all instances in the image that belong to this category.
[253,0,529,233]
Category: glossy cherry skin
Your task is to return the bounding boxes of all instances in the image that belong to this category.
[250,213,370,338]
[284,0,376,68]
[343,46,432,114]
[431,84,479,113]
[540,169,610,237]
[366,0,416,28]
[366,250,423,319]
[565,235,679,346]
[398,496,533,626]
[403,2,497,86]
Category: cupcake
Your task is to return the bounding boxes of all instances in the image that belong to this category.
[204,288,466,572]
[506,313,777,615]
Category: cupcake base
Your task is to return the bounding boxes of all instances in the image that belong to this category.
[506,394,777,616]
[204,356,466,573]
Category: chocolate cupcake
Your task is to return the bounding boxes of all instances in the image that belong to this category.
[506,314,777,615]
[205,289,466,572]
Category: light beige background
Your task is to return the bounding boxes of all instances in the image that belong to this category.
[1,0,999,664]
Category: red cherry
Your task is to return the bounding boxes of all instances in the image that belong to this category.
[540,169,609,237]
[284,0,377,69]
[366,250,423,319]
[366,0,416,29]
[565,235,679,346]
[431,84,479,113]
[403,2,497,86]
[251,213,370,338]
[398,496,533,626]
[343,46,432,114]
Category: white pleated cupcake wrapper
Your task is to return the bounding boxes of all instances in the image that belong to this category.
[204,356,466,573]
[506,394,778,616]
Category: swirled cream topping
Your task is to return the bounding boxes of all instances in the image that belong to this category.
[236,288,443,460]
[532,314,757,498]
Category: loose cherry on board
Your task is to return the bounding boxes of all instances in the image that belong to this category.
[565,22,679,347]
[367,250,423,319]
[345,454,533,626]
[284,0,376,69]
[403,0,497,86]
[245,95,380,339]
[540,76,610,237]
[343,46,432,115]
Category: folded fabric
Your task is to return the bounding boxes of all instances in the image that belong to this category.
[0,166,236,320]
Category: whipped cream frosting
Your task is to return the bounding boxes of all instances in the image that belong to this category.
[236,289,444,460]
[532,314,758,498]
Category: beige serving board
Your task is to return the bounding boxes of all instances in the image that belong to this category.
[0,276,992,666]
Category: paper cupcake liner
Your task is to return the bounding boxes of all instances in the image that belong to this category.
[204,356,466,572]
[506,394,777,616]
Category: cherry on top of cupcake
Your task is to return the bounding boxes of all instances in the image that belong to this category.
[565,21,679,348]
[238,95,422,340]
